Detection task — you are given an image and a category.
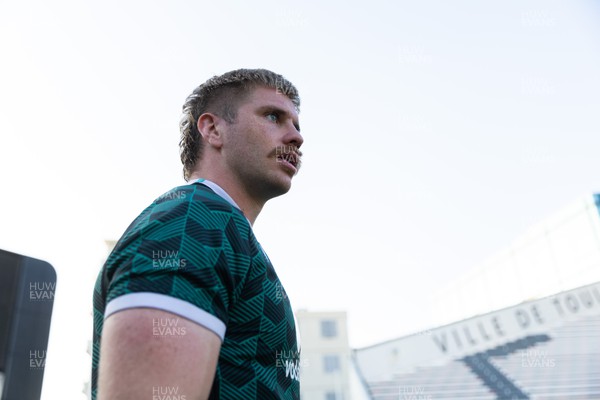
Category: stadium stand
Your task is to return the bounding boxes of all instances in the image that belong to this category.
[356,285,600,400]
[490,315,600,399]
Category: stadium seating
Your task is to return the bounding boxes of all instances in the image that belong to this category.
[364,314,600,399]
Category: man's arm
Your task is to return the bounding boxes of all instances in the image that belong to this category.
[97,308,221,400]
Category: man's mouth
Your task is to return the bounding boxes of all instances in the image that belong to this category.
[277,153,301,171]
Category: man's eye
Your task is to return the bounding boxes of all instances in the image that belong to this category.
[266,112,279,122]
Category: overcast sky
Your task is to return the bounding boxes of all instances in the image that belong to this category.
[1,1,600,398]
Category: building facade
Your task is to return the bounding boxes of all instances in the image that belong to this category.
[296,311,352,400]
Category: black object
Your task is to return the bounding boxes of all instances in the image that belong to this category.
[0,249,56,400]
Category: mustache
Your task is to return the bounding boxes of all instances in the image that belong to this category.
[271,145,302,158]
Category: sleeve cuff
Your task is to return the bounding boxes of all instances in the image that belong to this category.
[105,292,226,341]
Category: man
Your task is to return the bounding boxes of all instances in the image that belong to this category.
[92,69,304,399]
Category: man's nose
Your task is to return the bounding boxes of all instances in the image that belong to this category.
[285,122,303,149]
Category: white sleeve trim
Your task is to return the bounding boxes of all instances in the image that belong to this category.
[104,292,226,341]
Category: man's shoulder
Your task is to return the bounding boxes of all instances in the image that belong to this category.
[139,182,250,239]
[109,182,253,262]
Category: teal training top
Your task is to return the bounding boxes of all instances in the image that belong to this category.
[92,180,300,399]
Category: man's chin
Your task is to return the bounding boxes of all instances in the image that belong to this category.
[261,176,293,200]
[271,181,293,198]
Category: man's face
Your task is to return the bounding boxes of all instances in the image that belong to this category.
[222,86,303,201]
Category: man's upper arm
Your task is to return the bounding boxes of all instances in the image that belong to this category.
[98,308,221,400]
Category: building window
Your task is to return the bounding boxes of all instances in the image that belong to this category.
[323,354,340,373]
[321,319,337,338]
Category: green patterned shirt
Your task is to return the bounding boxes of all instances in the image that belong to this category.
[92,180,300,399]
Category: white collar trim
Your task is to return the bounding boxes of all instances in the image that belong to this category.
[193,178,241,210]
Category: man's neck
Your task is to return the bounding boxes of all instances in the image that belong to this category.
[188,172,264,226]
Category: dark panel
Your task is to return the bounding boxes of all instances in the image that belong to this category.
[0,251,21,373]
[0,249,56,400]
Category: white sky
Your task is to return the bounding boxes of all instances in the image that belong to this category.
[1,1,599,398]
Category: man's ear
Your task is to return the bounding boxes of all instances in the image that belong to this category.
[197,113,224,149]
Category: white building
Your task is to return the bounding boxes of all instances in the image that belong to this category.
[296,311,353,400]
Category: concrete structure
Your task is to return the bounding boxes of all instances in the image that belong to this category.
[355,281,600,380]
[351,194,600,399]
[354,281,600,399]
